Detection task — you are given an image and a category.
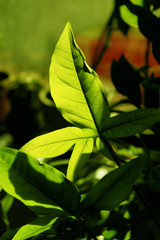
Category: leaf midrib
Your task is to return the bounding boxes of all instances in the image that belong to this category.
[26,134,95,151]
[103,110,160,133]
[70,31,101,135]
[83,165,132,212]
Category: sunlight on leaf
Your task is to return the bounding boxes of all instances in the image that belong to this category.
[67,138,93,181]
[12,215,58,240]
[49,22,110,132]
[1,194,13,229]
[0,147,80,217]
[21,127,97,158]
[120,0,143,28]
[120,5,138,27]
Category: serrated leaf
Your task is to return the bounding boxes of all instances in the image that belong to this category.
[67,138,93,181]
[0,147,80,217]
[103,108,160,138]
[82,156,145,212]
[21,127,97,158]
[49,22,109,132]
[12,215,58,240]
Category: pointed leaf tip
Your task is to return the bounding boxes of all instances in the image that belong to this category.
[49,22,110,131]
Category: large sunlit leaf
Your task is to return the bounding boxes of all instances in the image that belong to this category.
[103,109,160,138]
[21,127,97,158]
[12,215,58,240]
[0,147,80,217]
[82,156,145,212]
[49,22,110,132]
[67,138,94,181]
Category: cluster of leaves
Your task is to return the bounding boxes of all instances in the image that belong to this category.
[0,0,160,239]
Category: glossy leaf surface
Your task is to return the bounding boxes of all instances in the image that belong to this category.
[49,22,110,132]
[82,156,145,212]
[0,147,80,216]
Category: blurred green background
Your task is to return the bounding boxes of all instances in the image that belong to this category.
[0,0,114,76]
[0,0,114,149]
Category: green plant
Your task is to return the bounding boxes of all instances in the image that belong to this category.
[1,1,160,238]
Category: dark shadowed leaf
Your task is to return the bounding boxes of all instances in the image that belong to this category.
[0,72,8,81]
[144,0,160,10]
[0,228,19,240]
[111,56,141,107]
[0,147,80,217]
[138,8,160,42]
[144,88,159,108]
[103,108,160,138]
[82,156,145,212]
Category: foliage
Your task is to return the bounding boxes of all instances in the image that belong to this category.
[1,1,160,239]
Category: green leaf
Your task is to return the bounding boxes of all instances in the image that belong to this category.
[82,156,145,212]
[0,147,80,217]
[103,109,160,138]
[120,4,138,27]
[12,215,58,240]
[1,194,14,229]
[119,0,143,28]
[138,8,160,42]
[96,137,114,161]
[21,127,97,158]
[130,0,143,5]
[111,56,142,107]
[67,138,93,181]
[49,22,109,132]
[0,229,19,240]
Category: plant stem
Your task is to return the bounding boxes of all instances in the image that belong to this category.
[92,11,114,71]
